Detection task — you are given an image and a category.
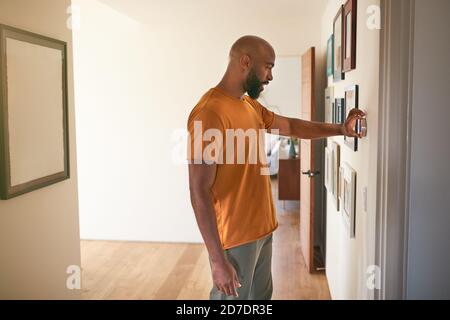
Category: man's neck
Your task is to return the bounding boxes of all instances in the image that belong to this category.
[216,77,245,101]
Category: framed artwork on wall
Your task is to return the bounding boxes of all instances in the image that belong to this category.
[334,98,345,125]
[325,146,332,192]
[343,0,357,72]
[340,162,357,238]
[331,141,340,211]
[339,165,345,205]
[327,35,334,77]
[332,102,336,124]
[325,87,334,123]
[0,24,70,200]
[333,5,345,82]
[344,85,359,151]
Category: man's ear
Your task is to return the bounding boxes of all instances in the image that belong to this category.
[239,54,251,71]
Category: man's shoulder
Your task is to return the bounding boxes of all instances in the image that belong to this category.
[188,89,227,120]
[243,95,262,110]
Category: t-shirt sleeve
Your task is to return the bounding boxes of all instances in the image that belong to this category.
[247,98,275,130]
[187,108,225,164]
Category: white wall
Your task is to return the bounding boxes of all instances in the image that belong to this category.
[259,56,301,118]
[406,0,450,299]
[259,56,301,152]
[321,0,380,299]
[0,0,81,299]
[73,0,326,242]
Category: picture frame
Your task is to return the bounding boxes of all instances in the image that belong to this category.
[334,98,345,125]
[0,24,70,200]
[340,162,357,238]
[343,0,357,72]
[344,85,359,151]
[333,5,345,82]
[325,87,334,124]
[331,142,340,210]
[339,165,345,204]
[331,102,336,124]
[326,35,334,77]
[324,146,332,192]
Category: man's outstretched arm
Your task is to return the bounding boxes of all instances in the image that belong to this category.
[269,108,365,139]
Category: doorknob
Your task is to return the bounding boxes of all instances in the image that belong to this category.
[302,170,320,178]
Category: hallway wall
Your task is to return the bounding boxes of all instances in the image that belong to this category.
[320,0,380,299]
[73,0,327,242]
[406,0,450,299]
[0,0,81,299]
[260,56,301,119]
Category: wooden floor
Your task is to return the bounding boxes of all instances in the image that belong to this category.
[80,177,331,300]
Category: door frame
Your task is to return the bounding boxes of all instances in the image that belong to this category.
[300,47,316,273]
[375,0,415,300]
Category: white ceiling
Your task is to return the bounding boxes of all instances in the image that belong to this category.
[98,0,328,25]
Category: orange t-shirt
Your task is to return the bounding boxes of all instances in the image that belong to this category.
[187,87,278,249]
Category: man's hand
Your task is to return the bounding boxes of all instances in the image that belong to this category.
[342,108,366,138]
[211,258,242,297]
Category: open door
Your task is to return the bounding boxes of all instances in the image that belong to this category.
[300,47,322,273]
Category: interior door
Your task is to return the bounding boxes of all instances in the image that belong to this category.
[300,47,317,273]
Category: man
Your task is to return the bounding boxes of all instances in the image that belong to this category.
[187,35,365,300]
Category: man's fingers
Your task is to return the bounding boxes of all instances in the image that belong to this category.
[353,111,366,118]
[215,270,241,297]
[231,283,239,297]
[347,109,366,127]
[220,286,228,296]
[346,124,360,137]
[233,273,242,288]
[348,114,364,124]
[218,285,226,296]
[231,285,238,297]
[349,108,366,118]
[228,284,236,297]
[224,285,232,297]
[218,284,231,297]
[225,284,235,297]
[344,125,360,138]
[233,274,241,296]
[220,282,239,297]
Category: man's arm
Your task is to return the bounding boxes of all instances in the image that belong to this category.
[269,108,365,139]
[188,162,241,297]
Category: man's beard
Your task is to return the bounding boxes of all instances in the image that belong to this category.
[244,69,262,99]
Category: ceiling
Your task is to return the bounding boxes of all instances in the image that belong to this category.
[97,0,328,25]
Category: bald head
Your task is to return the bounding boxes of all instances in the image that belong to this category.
[229,35,275,62]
